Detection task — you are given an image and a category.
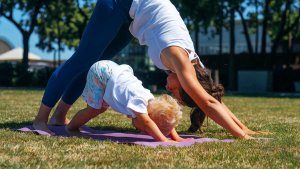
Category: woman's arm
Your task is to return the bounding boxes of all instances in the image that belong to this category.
[161,46,247,138]
[221,102,272,135]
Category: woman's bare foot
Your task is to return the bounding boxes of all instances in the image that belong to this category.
[48,117,70,126]
[32,121,55,136]
[49,100,71,126]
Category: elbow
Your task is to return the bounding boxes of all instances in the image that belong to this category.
[200,97,222,112]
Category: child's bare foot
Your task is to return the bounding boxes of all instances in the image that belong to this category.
[48,117,70,126]
[32,121,55,136]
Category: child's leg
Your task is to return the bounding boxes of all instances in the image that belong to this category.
[66,105,106,131]
[33,0,132,133]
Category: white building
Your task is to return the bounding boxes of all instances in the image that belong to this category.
[0,46,53,70]
[192,20,272,55]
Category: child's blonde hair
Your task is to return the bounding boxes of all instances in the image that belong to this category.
[148,94,182,136]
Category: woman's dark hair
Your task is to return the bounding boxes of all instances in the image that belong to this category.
[180,63,224,132]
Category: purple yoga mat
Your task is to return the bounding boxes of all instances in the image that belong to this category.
[16,125,234,147]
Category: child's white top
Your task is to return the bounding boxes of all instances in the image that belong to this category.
[129,0,195,70]
[103,63,154,118]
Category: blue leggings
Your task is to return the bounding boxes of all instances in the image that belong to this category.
[42,0,133,107]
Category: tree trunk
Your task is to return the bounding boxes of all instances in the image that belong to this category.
[237,8,253,54]
[219,0,224,56]
[194,22,200,54]
[261,0,270,54]
[228,8,236,91]
[271,0,291,54]
[255,0,259,53]
[22,33,30,69]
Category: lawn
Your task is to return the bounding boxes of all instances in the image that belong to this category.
[0,89,299,168]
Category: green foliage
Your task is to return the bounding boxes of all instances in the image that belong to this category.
[172,0,218,30]
[14,63,34,86]
[0,0,49,68]
[0,90,300,168]
[0,62,14,86]
[36,0,95,52]
[0,62,54,87]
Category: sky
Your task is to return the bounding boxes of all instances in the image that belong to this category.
[0,2,257,61]
[0,17,74,60]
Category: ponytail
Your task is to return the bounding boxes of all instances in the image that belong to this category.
[180,64,224,132]
[188,107,206,133]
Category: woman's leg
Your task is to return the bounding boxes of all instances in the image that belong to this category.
[61,23,133,106]
[33,0,132,134]
[49,23,133,125]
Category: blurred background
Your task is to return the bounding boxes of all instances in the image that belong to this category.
[0,0,300,94]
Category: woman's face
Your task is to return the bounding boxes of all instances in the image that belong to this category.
[166,73,184,105]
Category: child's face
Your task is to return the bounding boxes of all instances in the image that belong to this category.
[166,73,184,104]
[148,112,175,136]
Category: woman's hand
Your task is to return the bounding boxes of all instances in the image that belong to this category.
[243,128,272,135]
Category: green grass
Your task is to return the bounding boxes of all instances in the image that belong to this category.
[0,89,299,168]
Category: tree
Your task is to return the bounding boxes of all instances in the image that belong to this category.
[172,0,218,54]
[36,0,95,67]
[269,0,300,54]
[261,0,271,54]
[235,4,254,54]
[0,0,49,68]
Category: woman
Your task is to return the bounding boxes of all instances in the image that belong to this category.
[33,0,268,138]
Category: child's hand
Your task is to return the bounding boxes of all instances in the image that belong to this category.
[176,137,194,142]
[164,139,178,143]
[175,137,194,142]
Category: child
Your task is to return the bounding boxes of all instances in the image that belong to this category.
[66,60,186,142]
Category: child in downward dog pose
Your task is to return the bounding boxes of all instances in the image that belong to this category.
[65,60,186,142]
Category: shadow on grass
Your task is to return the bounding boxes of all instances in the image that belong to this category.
[0,121,32,129]
[91,125,138,133]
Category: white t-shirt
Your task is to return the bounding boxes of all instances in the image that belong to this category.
[129,0,195,70]
[103,64,154,118]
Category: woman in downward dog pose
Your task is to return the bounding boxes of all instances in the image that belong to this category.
[33,0,270,138]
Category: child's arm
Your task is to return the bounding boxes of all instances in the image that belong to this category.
[66,105,107,131]
[132,112,177,142]
[169,128,193,142]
